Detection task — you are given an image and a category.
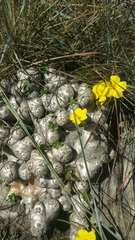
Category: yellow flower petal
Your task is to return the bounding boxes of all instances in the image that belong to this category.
[109,75,127,98]
[69,113,81,124]
[78,229,89,238]
[110,75,120,85]
[80,108,88,121]
[92,81,110,102]
[98,95,107,102]
[74,108,83,116]
[111,89,122,98]
[119,81,127,90]
[74,237,80,240]
[88,231,96,240]
[96,81,107,95]
[110,75,127,90]
[69,108,87,125]
[98,86,109,102]
[74,229,96,240]
[92,85,99,99]
[114,81,127,92]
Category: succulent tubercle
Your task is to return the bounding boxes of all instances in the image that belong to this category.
[69,212,89,240]
[30,201,47,237]
[8,136,34,163]
[7,179,47,214]
[30,198,60,237]
[0,124,10,149]
[52,143,73,164]
[77,83,93,108]
[27,97,44,118]
[0,161,19,185]
[55,108,69,126]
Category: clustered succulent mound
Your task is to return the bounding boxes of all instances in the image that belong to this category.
[0,67,112,239]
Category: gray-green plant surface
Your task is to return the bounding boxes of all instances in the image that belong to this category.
[0,1,135,240]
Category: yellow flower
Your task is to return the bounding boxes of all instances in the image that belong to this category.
[107,75,127,98]
[74,229,96,240]
[92,80,110,102]
[69,108,88,125]
[92,75,127,102]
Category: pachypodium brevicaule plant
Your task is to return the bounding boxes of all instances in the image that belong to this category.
[0,68,127,240]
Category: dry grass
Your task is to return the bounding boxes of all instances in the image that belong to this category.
[1,1,135,83]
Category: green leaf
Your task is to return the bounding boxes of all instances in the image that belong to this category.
[69,96,74,104]
[53,141,62,149]
[39,89,48,96]
[40,66,48,73]
[65,165,71,172]
[49,121,58,130]
[91,182,96,186]
[6,186,10,192]
[65,172,72,180]
[0,124,4,129]
[39,144,47,152]
[8,193,18,202]
[82,192,89,202]
[23,84,29,92]
[64,165,72,180]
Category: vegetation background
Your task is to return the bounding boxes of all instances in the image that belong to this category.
[0,0,135,239]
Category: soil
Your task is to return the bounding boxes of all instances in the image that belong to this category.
[0,184,70,240]
[0,200,70,240]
